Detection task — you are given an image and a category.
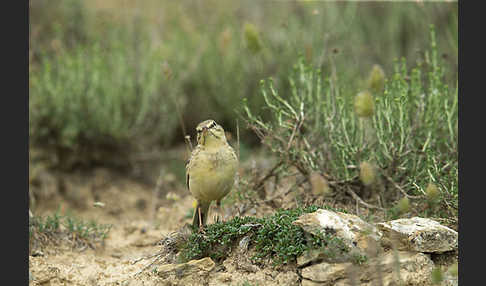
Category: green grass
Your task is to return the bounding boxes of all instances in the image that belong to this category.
[29,211,112,251]
[29,27,179,169]
[242,26,457,219]
[179,205,350,266]
[29,1,457,168]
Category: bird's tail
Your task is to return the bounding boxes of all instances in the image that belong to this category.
[192,201,211,228]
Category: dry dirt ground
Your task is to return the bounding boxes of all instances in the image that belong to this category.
[28,160,458,286]
[29,166,203,286]
[29,157,292,286]
[28,156,331,286]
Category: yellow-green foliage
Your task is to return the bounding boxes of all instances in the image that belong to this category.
[396,197,410,215]
[431,267,443,284]
[447,263,458,277]
[244,27,457,219]
[367,64,386,93]
[426,183,440,204]
[359,161,376,186]
[29,40,179,161]
[244,23,262,54]
[354,91,375,118]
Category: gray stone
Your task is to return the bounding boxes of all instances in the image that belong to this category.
[301,250,434,286]
[301,260,352,282]
[293,209,382,256]
[156,257,215,280]
[376,217,458,253]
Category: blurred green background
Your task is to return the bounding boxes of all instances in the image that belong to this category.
[29,0,458,169]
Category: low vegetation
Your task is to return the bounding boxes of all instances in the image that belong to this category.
[242,27,457,220]
[179,205,351,266]
[29,0,457,169]
[29,22,179,169]
[181,206,349,265]
[29,211,112,253]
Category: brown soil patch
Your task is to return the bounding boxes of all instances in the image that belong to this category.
[29,166,196,285]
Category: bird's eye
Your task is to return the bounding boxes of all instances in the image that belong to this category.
[209,121,216,129]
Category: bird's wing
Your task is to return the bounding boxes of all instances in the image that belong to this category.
[185,145,202,190]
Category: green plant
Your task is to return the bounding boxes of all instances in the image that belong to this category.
[29,211,112,251]
[431,267,444,284]
[350,252,368,265]
[30,27,180,168]
[30,1,458,154]
[242,26,457,219]
[179,205,349,265]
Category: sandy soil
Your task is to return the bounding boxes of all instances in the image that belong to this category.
[29,166,199,286]
[28,160,458,285]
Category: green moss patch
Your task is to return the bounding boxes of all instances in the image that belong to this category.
[179,206,350,265]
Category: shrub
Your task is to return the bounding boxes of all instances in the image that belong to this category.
[30,1,458,152]
[30,28,180,168]
[29,211,112,252]
[242,27,457,218]
[179,205,349,265]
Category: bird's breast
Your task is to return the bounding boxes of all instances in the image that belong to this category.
[188,148,238,202]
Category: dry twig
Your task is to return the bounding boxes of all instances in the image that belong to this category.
[346,187,385,211]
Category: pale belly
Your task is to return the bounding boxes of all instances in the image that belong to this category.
[188,150,237,202]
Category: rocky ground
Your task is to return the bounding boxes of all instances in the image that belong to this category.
[29,164,458,286]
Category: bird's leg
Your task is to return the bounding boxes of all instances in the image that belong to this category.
[198,206,204,232]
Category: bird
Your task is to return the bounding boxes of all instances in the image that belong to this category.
[185,119,238,229]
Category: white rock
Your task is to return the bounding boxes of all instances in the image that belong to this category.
[376,217,458,253]
[293,209,382,252]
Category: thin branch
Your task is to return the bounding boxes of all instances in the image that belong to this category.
[346,187,385,211]
[384,175,422,199]
[286,115,304,151]
[261,177,307,204]
[253,161,284,192]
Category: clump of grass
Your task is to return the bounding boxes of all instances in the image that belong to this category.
[30,36,180,169]
[30,7,181,169]
[29,211,112,252]
[30,1,457,157]
[242,26,457,219]
[178,205,349,266]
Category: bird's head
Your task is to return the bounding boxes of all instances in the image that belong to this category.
[196,119,227,147]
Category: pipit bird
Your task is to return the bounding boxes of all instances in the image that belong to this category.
[186,119,238,228]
